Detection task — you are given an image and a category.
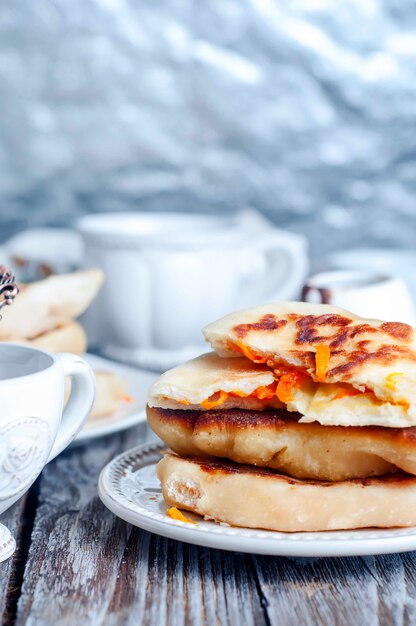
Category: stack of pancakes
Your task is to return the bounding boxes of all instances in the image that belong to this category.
[147,302,416,532]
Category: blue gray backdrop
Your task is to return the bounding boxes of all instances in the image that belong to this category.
[1,0,416,257]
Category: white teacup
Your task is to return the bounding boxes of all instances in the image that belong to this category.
[77,212,308,368]
[302,270,416,325]
[0,344,95,561]
[329,248,416,303]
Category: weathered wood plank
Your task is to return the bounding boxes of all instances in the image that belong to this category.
[0,495,30,622]
[376,552,416,626]
[250,553,381,626]
[105,534,265,626]
[13,424,267,626]
[14,425,145,626]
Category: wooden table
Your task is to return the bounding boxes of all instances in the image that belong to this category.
[1,421,416,626]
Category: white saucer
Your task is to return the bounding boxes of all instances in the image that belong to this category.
[99,443,416,557]
[72,354,157,446]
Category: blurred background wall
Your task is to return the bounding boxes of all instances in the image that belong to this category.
[0,0,416,258]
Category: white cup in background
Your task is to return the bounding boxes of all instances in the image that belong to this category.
[301,270,416,325]
[77,212,308,368]
[329,248,416,303]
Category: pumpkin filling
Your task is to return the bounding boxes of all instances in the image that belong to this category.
[194,342,408,411]
[170,343,409,415]
[195,370,376,411]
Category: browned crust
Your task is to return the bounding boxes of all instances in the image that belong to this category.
[295,313,353,345]
[147,405,416,441]
[231,311,415,380]
[381,321,414,342]
[148,405,301,428]
[163,452,416,487]
[234,314,287,339]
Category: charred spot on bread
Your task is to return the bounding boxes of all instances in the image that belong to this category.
[225,311,416,384]
[328,345,416,378]
[380,322,413,342]
[233,314,287,339]
[295,314,352,345]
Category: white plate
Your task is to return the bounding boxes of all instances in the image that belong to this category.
[99,443,416,557]
[73,354,157,445]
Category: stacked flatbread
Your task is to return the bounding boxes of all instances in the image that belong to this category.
[148,302,416,532]
[0,270,129,421]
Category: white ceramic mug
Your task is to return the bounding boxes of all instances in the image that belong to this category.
[302,270,416,325]
[77,212,308,367]
[0,343,95,561]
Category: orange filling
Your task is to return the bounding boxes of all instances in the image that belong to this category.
[333,386,362,400]
[232,339,332,384]
[198,340,405,409]
[200,383,279,409]
[275,371,308,403]
[198,370,312,409]
[166,507,198,525]
[315,344,330,382]
[197,376,405,410]
[201,390,229,410]
[235,341,266,363]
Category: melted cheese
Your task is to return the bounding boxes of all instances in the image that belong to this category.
[386,372,404,391]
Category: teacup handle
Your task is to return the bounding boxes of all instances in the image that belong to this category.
[47,353,96,462]
[241,230,308,302]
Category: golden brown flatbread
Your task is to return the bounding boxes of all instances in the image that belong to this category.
[203,301,416,424]
[148,405,416,480]
[158,452,416,532]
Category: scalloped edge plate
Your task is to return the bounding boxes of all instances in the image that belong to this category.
[99,443,416,557]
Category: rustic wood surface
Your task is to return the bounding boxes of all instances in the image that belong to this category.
[1,421,416,626]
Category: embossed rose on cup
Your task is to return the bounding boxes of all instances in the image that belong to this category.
[0,417,50,499]
[0,343,96,562]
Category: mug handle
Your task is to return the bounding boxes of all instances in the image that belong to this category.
[47,353,96,462]
[241,230,308,302]
[301,284,332,304]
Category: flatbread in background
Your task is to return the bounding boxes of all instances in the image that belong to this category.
[203,301,416,415]
[4,321,88,355]
[90,370,131,419]
[0,269,104,340]
[64,369,130,421]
